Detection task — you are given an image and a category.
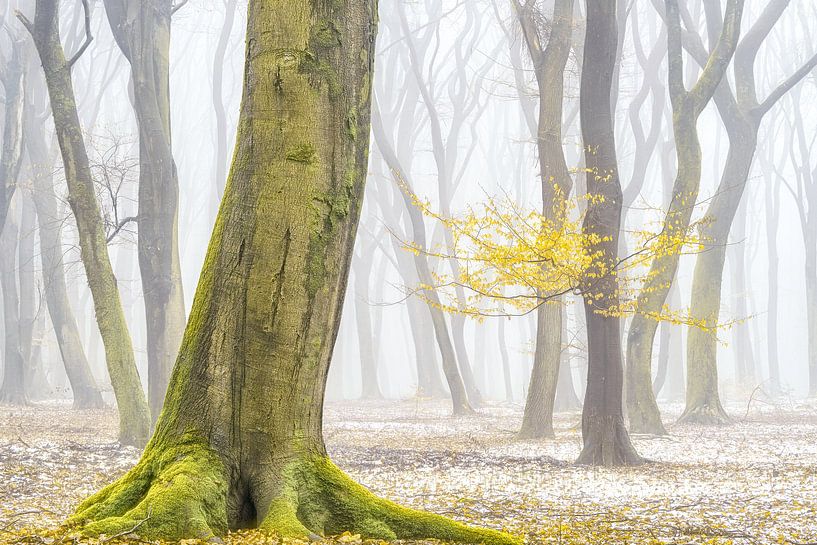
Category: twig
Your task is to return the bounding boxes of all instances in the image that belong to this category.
[99,508,151,543]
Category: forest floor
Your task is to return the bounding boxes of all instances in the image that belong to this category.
[1,397,816,544]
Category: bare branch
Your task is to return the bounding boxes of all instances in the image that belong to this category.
[171,0,190,16]
[67,0,93,69]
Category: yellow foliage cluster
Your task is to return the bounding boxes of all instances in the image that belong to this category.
[407,186,731,331]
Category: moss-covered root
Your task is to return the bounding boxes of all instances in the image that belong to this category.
[68,436,227,541]
[262,456,522,545]
[677,403,732,425]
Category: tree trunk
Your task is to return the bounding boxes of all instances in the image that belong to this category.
[555,306,581,411]
[626,0,742,434]
[25,105,105,409]
[18,190,41,399]
[103,0,187,421]
[21,0,151,445]
[497,317,513,403]
[518,304,560,438]
[575,0,642,466]
[729,195,756,388]
[514,0,574,439]
[70,3,517,543]
[371,105,474,415]
[681,131,756,424]
[211,0,239,205]
[353,248,382,399]
[807,234,817,396]
[764,155,781,393]
[0,212,27,405]
[0,38,25,236]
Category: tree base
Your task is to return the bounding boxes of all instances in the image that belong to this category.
[0,389,28,406]
[516,422,555,441]
[677,403,731,425]
[69,435,519,544]
[72,390,107,410]
[628,409,668,436]
[576,415,644,466]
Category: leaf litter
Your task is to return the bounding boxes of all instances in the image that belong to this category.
[2,398,816,545]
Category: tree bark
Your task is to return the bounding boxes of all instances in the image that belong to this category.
[103,0,187,421]
[627,0,743,434]
[25,103,105,409]
[18,190,41,399]
[575,0,642,466]
[70,3,517,543]
[20,0,151,445]
[513,0,574,440]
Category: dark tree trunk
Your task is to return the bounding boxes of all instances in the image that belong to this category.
[70,3,517,544]
[103,0,187,421]
[575,0,642,466]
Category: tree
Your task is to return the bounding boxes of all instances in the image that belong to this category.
[68,2,517,543]
[0,33,25,236]
[24,82,105,409]
[626,0,743,432]
[103,0,187,420]
[371,102,474,415]
[18,0,151,446]
[678,0,817,416]
[511,0,576,440]
[575,0,642,466]
[0,35,27,405]
[0,203,26,405]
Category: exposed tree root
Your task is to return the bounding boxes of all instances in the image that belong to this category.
[69,437,520,545]
[677,403,731,425]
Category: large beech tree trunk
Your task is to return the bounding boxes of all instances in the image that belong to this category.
[25,103,105,409]
[575,0,641,466]
[20,0,150,445]
[70,2,516,543]
[0,37,25,237]
[103,0,187,421]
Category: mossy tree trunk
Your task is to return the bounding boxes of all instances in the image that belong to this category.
[103,0,187,422]
[25,97,105,409]
[70,2,517,543]
[19,0,150,445]
[625,0,743,434]
[575,0,642,466]
[513,0,574,441]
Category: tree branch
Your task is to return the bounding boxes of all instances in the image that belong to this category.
[67,0,93,69]
[756,52,817,117]
[106,216,138,243]
[171,0,190,16]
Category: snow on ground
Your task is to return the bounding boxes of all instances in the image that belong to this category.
[1,398,816,544]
